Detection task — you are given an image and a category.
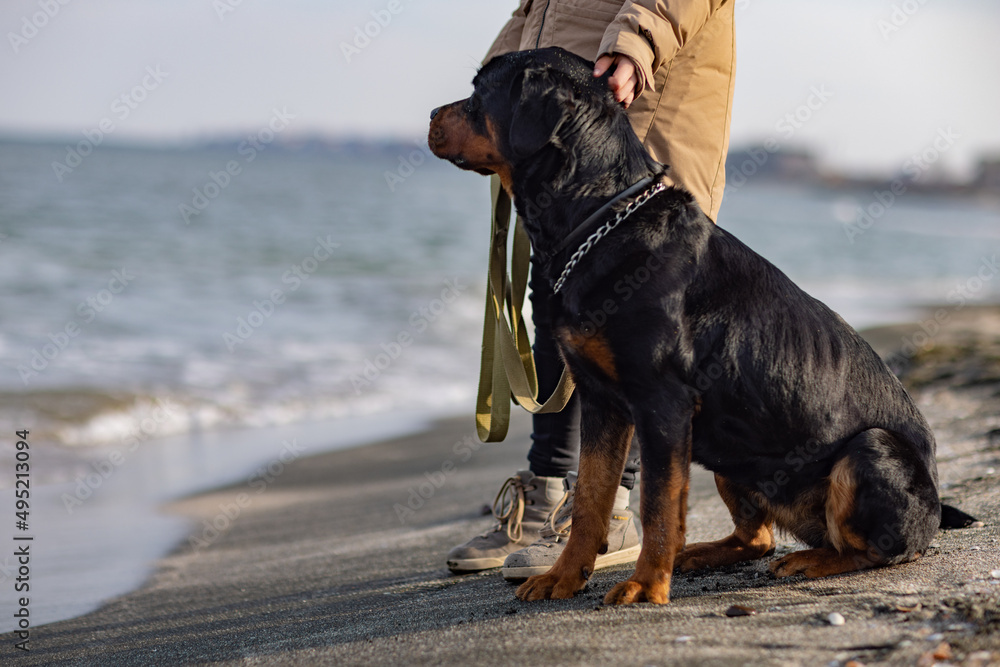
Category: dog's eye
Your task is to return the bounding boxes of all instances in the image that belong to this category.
[464,98,479,116]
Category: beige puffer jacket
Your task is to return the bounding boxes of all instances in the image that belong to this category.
[485,0,735,221]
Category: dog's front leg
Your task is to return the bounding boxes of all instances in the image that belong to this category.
[515,405,633,601]
[604,400,693,605]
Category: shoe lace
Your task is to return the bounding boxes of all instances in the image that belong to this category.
[537,486,573,545]
[489,476,528,542]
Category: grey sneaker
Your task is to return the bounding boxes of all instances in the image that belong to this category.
[446,470,565,573]
[501,472,641,580]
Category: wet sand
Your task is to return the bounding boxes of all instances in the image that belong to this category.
[2,307,999,666]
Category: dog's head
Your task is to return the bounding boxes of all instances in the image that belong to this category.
[428,47,628,194]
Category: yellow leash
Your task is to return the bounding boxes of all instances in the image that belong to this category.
[475,175,575,442]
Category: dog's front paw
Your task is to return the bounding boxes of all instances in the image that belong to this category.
[603,577,670,605]
[515,568,589,601]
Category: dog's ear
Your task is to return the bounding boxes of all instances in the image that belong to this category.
[508,66,571,158]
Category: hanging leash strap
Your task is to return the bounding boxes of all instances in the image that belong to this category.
[476,176,575,443]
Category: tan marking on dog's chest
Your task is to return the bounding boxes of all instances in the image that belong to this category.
[558,327,619,381]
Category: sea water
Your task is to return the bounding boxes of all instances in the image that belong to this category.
[0,138,998,629]
[0,139,998,451]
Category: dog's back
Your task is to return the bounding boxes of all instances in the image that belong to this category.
[685,222,937,490]
[630,204,943,559]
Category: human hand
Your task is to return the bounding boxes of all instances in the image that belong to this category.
[593,54,639,108]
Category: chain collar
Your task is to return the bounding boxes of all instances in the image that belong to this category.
[552,180,666,294]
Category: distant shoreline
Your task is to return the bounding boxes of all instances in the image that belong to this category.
[3,135,999,202]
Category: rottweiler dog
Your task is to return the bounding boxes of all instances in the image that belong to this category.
[429,47,970,605]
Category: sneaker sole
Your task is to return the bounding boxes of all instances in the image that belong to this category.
[447,556,506,573]
[501,544,641,581]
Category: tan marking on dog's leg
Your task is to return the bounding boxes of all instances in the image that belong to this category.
[770,458,897,577]
[516,419,633,601]
[675,474,776,572]
[770,547,884,578]
[604,437,691,605]
[825,457,868,552]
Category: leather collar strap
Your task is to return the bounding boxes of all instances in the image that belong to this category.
[545,175,659,267]
[552,176,665,294]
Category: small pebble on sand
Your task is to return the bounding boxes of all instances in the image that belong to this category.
[725,605,757,617]
[932,642,953,660]
[827,612,845,626]
[967,651,994,666]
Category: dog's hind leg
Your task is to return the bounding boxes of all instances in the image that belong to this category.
[771,428,940,578]
[515,404,633,601]
[675,474,776,572]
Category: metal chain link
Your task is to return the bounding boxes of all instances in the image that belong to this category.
[552,182,666,294]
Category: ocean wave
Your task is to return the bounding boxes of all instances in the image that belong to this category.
[0,373,478,450]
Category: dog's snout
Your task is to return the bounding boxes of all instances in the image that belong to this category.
[430,106,441,120]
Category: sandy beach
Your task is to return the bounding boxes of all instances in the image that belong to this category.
[2,306,999,666]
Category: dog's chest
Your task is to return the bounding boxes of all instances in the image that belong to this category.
[556,326,620,382]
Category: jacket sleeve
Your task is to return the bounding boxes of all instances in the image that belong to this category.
[599,0,729,93]
[483,0,532,63]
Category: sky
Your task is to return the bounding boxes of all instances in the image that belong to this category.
[2,0,999,178]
